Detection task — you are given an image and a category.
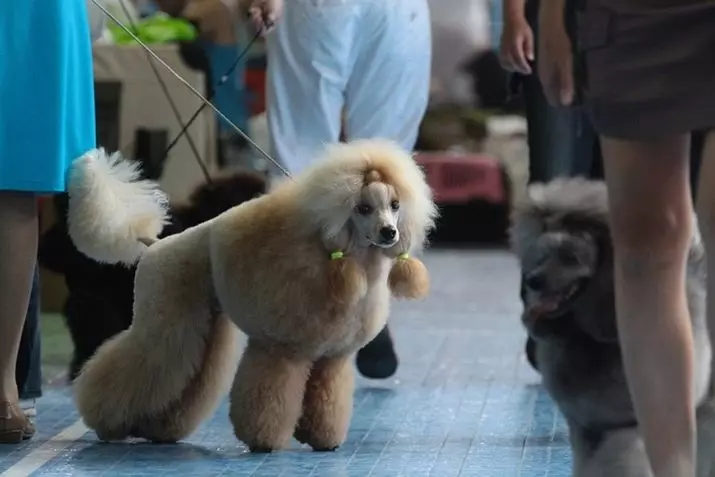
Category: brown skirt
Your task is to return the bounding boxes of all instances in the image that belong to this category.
[578,1,715,139]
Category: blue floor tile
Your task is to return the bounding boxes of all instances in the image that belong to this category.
[0,249,572,476]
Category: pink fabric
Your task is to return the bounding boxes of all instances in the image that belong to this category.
[415,153,506,205]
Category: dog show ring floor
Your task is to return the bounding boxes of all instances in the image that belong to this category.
[0,249,572,477]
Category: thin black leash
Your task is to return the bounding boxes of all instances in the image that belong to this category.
[162,28,263,165]
[117,0,210,183]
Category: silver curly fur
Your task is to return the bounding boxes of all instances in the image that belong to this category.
[512,177,715,477]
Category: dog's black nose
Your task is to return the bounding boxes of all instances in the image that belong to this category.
[380,226,397,241]
[525,274,546,291]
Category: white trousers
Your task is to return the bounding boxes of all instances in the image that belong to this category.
[266,0,432,175]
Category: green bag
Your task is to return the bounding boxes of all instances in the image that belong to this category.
[109,14,198,45]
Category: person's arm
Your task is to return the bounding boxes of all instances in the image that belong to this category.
[500,0,534,74]
[503,0,526,22]
[538,0,566,21]
[537,0,573,105]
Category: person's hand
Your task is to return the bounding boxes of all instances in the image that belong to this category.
[537,13,574,106]
[499,15,534,75]
[246,0,283,33]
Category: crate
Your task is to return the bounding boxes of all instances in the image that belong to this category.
[415,152,511,244]
[415,152,508,205]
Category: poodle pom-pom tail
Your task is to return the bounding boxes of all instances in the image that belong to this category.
[67,148,169,266]
[388,257,430,300]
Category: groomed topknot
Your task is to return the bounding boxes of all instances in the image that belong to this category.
[510,178,609,258]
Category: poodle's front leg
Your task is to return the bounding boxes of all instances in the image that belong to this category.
[571,424,651,477]
[229,340,311,452]
[294,354,355,451]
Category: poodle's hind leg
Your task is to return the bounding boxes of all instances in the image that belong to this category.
[294,355,355,451]
[73,226,218,443]
[229,340,311,452]
[130,314,242,444]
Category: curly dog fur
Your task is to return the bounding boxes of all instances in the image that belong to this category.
[38,170,267,381]
[67,140,437,451]
[512,178,715,477]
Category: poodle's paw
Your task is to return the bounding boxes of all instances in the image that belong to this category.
[356,326,398,379]
[234,423,290,454]
[248,445,275,453]
[294,422,346,452]
[318,446,339,452]
[230,409,294,453]
[94,428,130,442]
[130,416,190,444]
[312,445,340,452]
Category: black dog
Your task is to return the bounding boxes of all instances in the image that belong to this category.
[460,50,525,113]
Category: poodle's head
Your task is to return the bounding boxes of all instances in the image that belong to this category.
[511,178,617,342]
[349,169,403,249]
[292,139,438,300]
[294,139,438,258]
[512,178,704,342]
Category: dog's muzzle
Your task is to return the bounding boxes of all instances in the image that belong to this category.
[373,226,399,248]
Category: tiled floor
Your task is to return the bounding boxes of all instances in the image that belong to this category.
[0,249,572,477]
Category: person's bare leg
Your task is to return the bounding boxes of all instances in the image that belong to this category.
[0,192,38,404]
[601,134,695,477]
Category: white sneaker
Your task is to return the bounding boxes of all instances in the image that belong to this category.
[19,399,37,422]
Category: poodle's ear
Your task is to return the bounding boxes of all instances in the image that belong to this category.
[383,181,438,301]
[327,255,368,307]
[324,227,368,306]
[388,256,430,299]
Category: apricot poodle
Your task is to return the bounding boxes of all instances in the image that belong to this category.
[66,139,437,452]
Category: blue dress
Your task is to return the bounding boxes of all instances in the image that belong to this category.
[0,0,97,193]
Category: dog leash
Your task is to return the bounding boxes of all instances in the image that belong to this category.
[116,0,209,182]
[162,29,264,164]
[91,0,293,180]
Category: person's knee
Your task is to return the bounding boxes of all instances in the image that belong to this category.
[610,206,692,274]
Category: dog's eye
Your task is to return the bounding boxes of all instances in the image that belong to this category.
[355,204,372,215]
[390,200,400,211]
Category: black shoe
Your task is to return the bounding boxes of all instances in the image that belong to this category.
[356,326,398,379]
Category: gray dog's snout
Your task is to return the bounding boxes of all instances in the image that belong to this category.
[380,226,397,241]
